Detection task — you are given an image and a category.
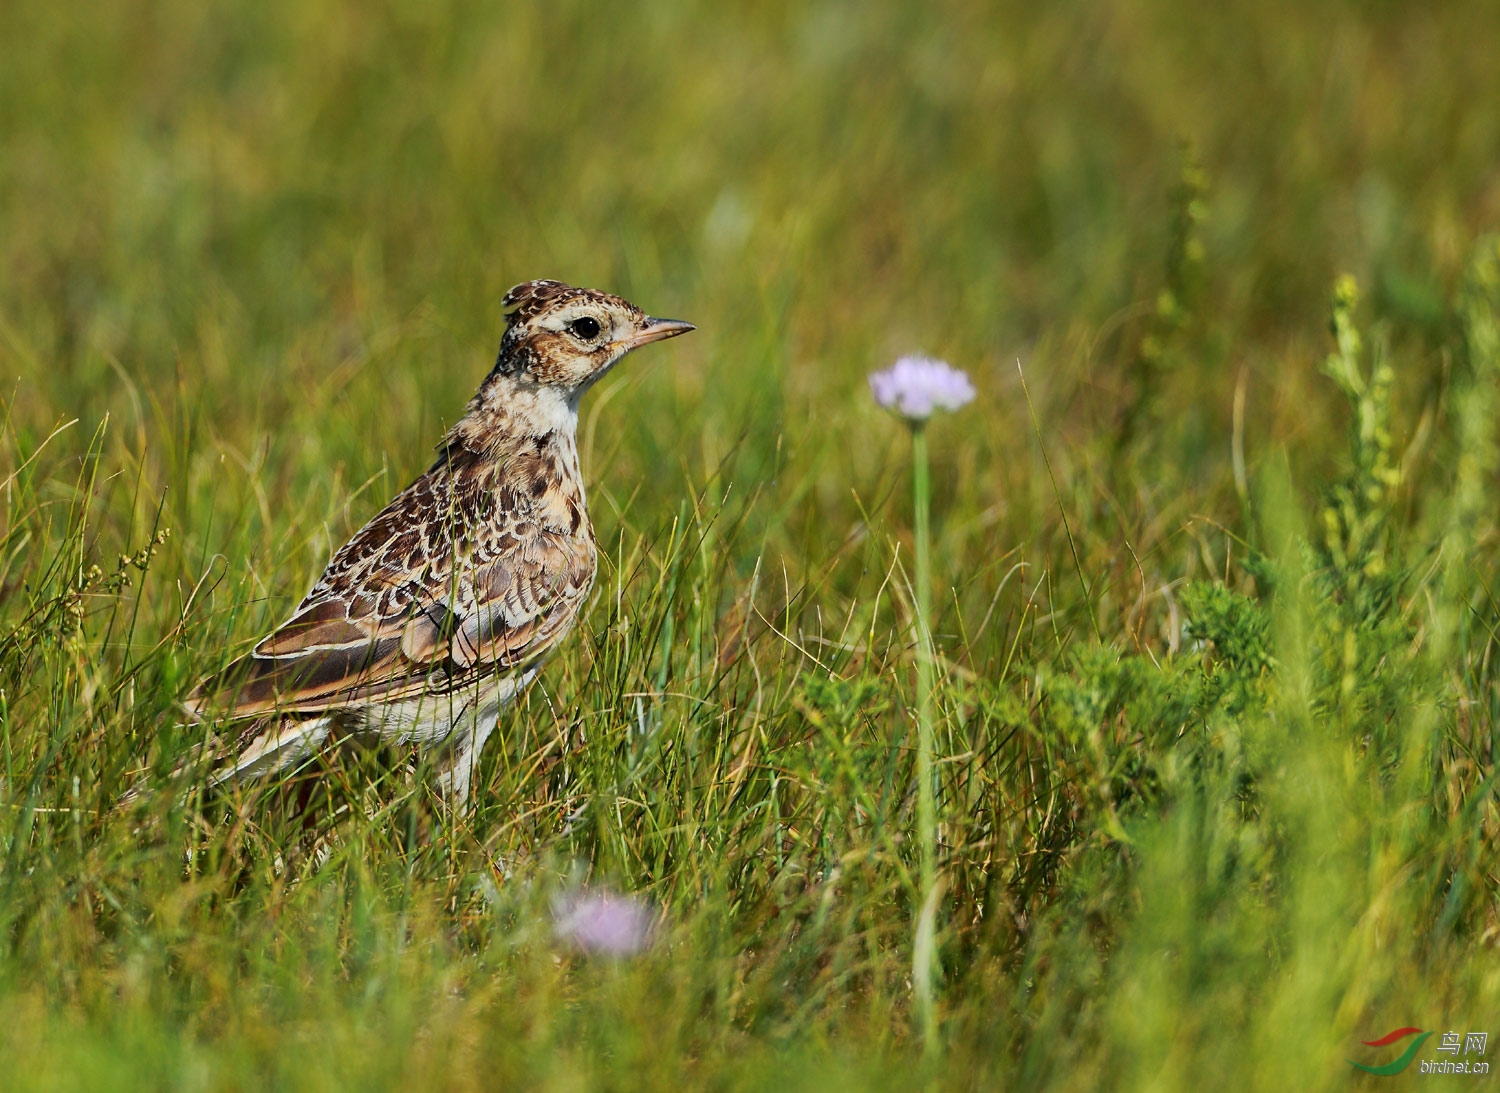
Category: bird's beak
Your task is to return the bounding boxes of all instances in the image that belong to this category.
[626,318,696,349]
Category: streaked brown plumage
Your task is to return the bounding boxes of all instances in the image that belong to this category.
[186,279,694,807]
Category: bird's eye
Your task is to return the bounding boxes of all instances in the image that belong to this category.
[568,316,602,340]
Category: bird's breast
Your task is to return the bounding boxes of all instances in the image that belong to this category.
[494,431,589,536]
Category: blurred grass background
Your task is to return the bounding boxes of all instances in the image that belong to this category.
[3,0,1500,1088]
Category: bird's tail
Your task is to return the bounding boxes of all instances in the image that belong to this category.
[208,716,334,788]
[118,715,334,807]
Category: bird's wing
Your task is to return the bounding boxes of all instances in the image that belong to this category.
[187,454,595,719]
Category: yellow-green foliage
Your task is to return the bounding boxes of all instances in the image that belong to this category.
[3,1,1500,1089]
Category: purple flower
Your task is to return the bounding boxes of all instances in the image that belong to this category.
[868,356,975,421]
[552,889,655,956]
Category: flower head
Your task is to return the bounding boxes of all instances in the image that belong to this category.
[552,889,655,956]
[869,356,975,421]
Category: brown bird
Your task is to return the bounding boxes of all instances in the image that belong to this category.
[185,279,694,808]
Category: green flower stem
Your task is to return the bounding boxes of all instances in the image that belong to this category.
[910,421,939,1056]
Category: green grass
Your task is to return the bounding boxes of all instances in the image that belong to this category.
[4,0,1500,1087]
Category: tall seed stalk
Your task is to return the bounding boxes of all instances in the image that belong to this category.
[910,422,939,1059]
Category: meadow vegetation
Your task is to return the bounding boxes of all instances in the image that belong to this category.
[3,0,1500,1087]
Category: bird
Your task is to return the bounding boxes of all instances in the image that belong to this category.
[182,279,694,810]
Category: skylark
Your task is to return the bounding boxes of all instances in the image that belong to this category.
[186,279,694,808]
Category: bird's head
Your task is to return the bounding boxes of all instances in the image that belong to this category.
[494,279,694,399]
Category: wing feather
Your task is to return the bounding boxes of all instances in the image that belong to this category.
[188,449,595,719]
